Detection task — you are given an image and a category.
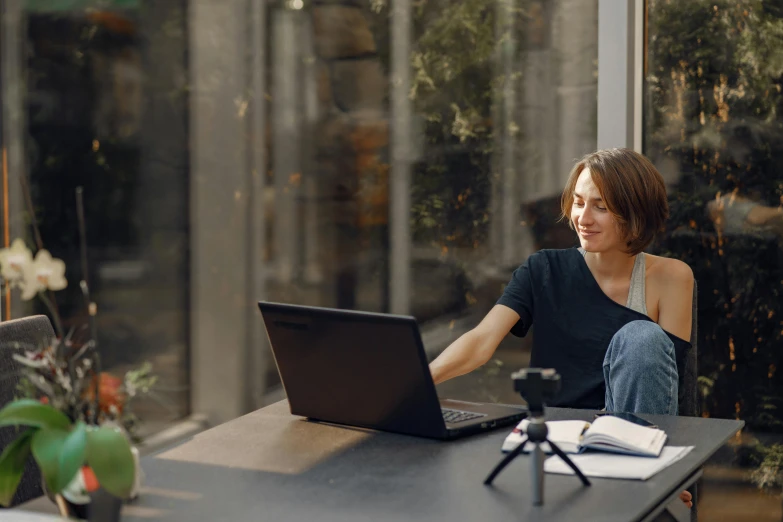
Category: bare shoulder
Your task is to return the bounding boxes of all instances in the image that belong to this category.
[645,253,694,287]
[644,254,694,339]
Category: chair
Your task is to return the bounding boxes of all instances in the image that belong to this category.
[679,280,699,417]
[0,315,54,506]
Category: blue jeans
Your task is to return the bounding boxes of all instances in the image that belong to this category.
[603,320,679,415]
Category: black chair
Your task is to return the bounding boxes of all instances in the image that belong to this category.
[0,315,54,506]
[680,281,699,417]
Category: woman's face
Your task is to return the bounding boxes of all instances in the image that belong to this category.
[571,168,625,253]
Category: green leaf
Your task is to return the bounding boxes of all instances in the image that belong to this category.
[0,400,71,431]
[31,428,68,494]
[57,422,87,491]
[86,426,134,499]
[0,429,35,507]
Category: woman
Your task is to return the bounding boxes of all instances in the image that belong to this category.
[430,148,695,507]
[430,147,694,417]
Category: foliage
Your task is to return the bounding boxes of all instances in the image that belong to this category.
[0,400,135,505]
[9,338,157,443]
[647,0,783,429]
[372,0,527,248]
[751,442,783,493]
[409,0,500,247]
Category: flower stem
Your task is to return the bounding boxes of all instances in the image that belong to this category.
[92,350,102,425]
[37,291,64,339]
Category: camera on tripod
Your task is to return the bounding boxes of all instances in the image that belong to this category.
[512,368,561,416]
[484,367,590,505]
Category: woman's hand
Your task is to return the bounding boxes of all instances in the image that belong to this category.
[679,490,693,509]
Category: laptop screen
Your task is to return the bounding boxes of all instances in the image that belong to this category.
[257,302,446,437]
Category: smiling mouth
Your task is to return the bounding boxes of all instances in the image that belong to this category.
[579,230,599,237]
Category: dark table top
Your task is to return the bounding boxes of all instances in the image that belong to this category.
[23,401,744,522]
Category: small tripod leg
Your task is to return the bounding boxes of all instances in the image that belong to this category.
[483,436,529,485]
[548,440,591,486]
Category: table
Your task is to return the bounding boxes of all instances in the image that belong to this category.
[23,401,743,521]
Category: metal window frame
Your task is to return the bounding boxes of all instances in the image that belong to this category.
[596,0,643,152]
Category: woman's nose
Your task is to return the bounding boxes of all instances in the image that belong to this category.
[579,207,594,225]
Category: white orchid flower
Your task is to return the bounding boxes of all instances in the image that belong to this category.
[0,238,33,286]
[21,249,67,300]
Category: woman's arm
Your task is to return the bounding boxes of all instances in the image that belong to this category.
[655,260,695,341]
[429,305,520,385]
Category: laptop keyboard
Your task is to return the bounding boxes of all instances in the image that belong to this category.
[441,408,487,424]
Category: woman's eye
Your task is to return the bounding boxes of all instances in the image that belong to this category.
[596,206,607,211]
[574,202,584,208]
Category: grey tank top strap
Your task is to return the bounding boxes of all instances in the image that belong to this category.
[626,253,647,315]
[578,248,648,316]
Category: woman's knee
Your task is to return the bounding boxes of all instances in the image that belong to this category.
[613,320,670,344]
[606,320,675,366]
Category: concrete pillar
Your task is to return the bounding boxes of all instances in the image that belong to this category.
[189,0,258,424]
[490,0,537,269]
[500,0,519,268]
[389,0,412,315]
[302,13,323,285]
[519,0,555,202]
[272,7,304,284]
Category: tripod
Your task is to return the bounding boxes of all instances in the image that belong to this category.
[483,368,591,506]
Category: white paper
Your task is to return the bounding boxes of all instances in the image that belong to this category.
[543,446,694,480]
[0,511,70,522]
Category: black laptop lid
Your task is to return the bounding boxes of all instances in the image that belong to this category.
[258,302,446,438]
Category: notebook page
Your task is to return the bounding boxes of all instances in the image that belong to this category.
[584,415,666,453]
[502,420,588,453]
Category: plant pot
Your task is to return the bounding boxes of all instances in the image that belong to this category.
[87,488,123,522]
[50,489,122,521]
[45,461,130,521]
[42,446,140,520]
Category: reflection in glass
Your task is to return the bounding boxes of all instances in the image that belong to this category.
[645,0,783,430]
[10,3,190,433]
[645,2,783,508]
[0,0,600,434]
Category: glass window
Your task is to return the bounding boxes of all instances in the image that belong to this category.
[263,0,597,402]
[1,1,189,435]
[646,0,783,514]
[0,0,598,433]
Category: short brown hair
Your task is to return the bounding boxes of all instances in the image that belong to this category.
[560,148,669,255]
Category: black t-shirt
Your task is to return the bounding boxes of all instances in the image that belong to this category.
[496,247,691,409]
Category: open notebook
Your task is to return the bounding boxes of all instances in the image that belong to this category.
[502,416,667,457]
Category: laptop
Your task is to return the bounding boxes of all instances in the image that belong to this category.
[257,301,526,440]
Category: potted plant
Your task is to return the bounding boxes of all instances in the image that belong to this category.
[0,399,135,512]
[0,336,156,517]
[0,187,156,519]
